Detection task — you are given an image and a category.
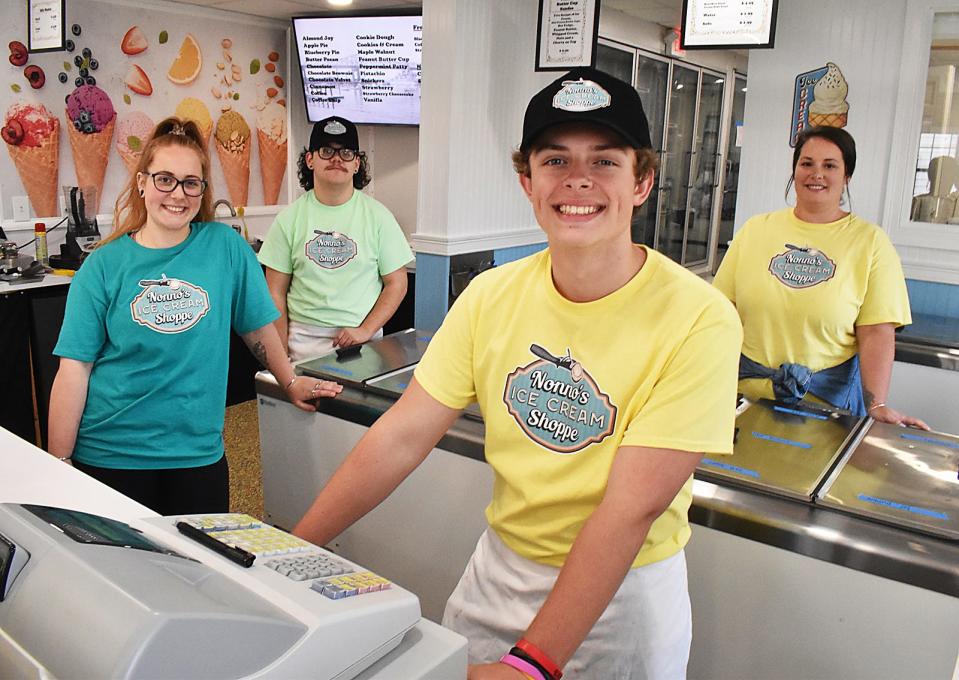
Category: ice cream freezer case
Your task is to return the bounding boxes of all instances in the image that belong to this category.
[297,328,434,389]
[817,422,959,540]
[696,399,867,501]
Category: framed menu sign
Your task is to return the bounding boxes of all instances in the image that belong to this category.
[535,0,601,71]
[27,0,66,53]
[680,0,779,50]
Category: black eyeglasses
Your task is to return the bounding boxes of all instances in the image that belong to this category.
[145,172,208,197]
[314,146,358,162]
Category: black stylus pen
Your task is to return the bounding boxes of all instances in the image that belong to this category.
[176,521,256,568]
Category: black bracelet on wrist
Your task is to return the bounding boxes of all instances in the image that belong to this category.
[509,646,552,680]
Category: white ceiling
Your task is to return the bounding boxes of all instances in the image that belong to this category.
[165,0,682,27]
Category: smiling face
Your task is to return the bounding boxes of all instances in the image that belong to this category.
[793,136,848,216]
[519,123,652,252]
[137,145,204,235]
[307,143,360,190]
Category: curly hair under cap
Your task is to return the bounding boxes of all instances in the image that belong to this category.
[297,148,371,191]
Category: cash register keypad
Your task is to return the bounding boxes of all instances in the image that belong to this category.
[180,514,392,600]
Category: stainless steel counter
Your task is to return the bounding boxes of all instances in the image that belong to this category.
[259,342,959,598]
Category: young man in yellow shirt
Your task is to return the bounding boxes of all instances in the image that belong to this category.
[295,68,742,679]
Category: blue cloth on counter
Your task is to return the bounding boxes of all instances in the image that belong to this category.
[739,354,866,416]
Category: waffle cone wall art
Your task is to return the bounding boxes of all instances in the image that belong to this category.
[0,11,287,220]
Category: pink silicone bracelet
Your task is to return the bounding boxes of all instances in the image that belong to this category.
[500,653,547,680]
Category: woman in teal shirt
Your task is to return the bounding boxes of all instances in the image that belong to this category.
[48,117,341,514]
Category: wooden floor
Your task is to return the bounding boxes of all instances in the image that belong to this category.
[223,400,264,519]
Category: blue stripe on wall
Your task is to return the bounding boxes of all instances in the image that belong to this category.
[906,279,959,319]
[493,242,547,266]
[414,253,450,331]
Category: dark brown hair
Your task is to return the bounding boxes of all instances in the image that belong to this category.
[104,117,214,247]
[511,131,658,182]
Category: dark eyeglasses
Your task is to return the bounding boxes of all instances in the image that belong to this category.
[146,172,208,197]
[314,146,358,162]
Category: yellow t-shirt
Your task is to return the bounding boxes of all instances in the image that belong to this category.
[414,248,742,568]
[713,208,911,401]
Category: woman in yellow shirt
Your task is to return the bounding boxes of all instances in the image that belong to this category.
[714,126,927,429]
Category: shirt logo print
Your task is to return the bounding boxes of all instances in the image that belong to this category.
[306,229,358,269]
[130,273,210,333]
[768,243,837,288]
[502,344,617,454]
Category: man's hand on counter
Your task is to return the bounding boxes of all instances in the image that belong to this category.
[333,326,374,348]
[287,377,343,412]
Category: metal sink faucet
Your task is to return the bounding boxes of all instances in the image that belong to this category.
[212,199,236,217]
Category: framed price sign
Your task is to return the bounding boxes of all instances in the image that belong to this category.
[535,0,602,71]
[28,0,66,53]
[681,0,779,50]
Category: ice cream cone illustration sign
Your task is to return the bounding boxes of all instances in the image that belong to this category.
[790,62,849,147]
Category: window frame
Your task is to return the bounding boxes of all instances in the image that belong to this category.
[883,0,959,283]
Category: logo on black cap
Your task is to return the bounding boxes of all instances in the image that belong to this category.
[552,79,611,112]
[520,67,652,151]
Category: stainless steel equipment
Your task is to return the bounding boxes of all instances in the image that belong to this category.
[297,329,432,388]
[817,421,959,540]
[696,399,867,501]
[366,366,483,422]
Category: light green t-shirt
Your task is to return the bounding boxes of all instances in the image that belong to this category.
[258,190,413,328]
[414,248,742,568]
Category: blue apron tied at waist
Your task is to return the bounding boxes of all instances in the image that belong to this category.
[739,354,866,416]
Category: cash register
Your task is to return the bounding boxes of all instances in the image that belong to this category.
[0,504,422,679]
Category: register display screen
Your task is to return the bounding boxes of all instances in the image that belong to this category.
[23,505,170,555]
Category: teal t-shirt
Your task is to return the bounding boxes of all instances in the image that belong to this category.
[54,222,278,469]
[257,190,413,328]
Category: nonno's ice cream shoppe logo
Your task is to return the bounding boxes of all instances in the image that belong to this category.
[130,274,210,333]
[503,344,617,454]
[306,229,357,269]
[768,244,837,289]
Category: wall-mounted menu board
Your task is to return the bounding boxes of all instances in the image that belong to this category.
[681,0,779,50]
[292,14,422,126]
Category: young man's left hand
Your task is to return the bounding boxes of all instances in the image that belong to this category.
[468,663,527,679]
[333,326,374,348]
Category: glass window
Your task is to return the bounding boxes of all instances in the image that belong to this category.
[910,12,959,225]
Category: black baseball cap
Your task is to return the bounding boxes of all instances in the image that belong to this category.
[309,116,359,152]
[520,67,652,151]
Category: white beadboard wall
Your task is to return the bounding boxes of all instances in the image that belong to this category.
[414,0,746,255]
[415,0,545,255]
[734,0,909,230]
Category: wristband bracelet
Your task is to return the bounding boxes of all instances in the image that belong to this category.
[499,653,546,680]
[515,639,563,680]
[868,402,887,412]
[57,455,71,462]
[284,375,299,390]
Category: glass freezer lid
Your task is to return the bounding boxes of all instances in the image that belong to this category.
[817,422,959,540]
[696,399,866,501]
[296,329,433,387]
[365,366,483,421]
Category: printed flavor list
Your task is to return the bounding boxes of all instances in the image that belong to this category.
[539,0,596,68]
[297,17,422,124]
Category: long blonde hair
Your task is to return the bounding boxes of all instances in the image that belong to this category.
[103,116,214,247]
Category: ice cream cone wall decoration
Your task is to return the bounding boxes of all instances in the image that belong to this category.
[3,102,60,217]
[790,62,850,147]
[65,84,116,214]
